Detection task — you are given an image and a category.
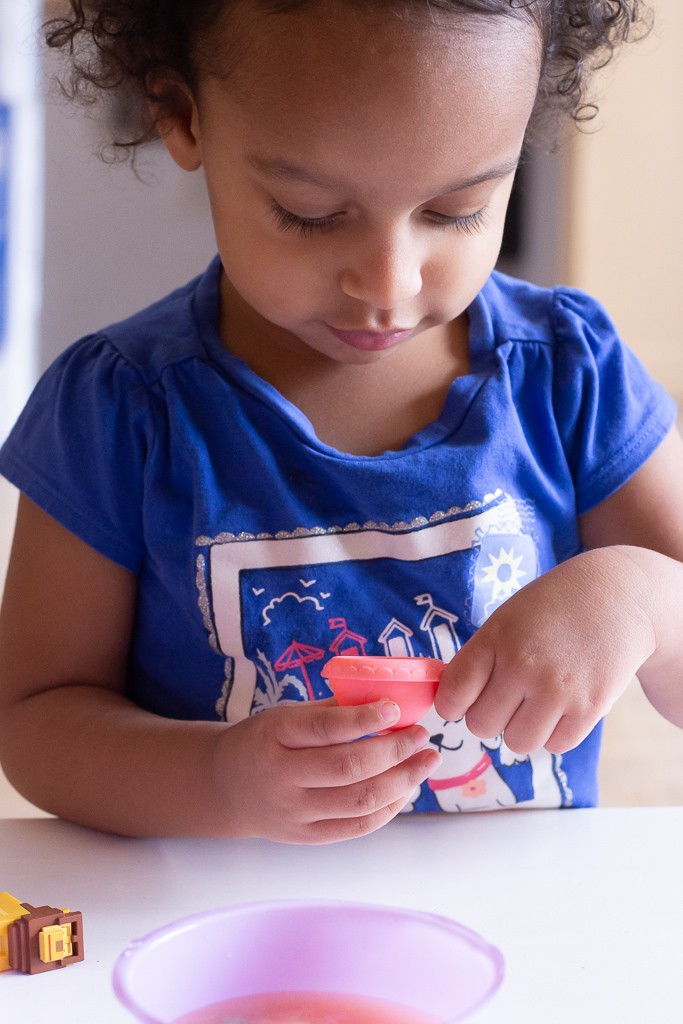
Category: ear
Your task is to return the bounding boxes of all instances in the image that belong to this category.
[149,76,203,172]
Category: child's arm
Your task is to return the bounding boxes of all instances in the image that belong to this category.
[0,496,438,840]
[578,425,683,729]
[436,427,683,753]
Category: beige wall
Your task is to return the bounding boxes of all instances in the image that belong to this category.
[567,0,683,402]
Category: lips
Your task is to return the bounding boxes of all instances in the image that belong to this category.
[326,325,415,352]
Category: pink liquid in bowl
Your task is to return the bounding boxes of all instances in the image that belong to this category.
[173,990,440,1024]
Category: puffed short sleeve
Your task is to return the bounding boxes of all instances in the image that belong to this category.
[0,334,153,573]
[552,288,677,516]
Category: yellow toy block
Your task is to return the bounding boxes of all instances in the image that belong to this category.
[39,923,73,963]
[0,893,30,972]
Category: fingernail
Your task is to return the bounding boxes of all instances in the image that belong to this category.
[379,701,401,725]
[411,727,430,750]
[424,751,442,772]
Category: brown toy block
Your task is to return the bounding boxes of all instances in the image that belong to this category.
[8,904,84,974]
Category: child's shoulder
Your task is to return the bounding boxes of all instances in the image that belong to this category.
[480,270,614,351]
[72,256,221,388]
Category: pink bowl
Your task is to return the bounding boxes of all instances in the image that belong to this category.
[321,656,444,730]
[113,899,504,1023]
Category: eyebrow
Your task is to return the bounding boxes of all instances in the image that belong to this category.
[247,154,520,196]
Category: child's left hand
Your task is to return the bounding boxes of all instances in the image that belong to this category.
[435,546,659,755]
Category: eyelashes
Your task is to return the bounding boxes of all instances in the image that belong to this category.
[270,203,342,237]
[269,202,489,237]
[427,207,488,235]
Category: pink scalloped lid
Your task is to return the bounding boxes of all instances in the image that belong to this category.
[322,656,444,682]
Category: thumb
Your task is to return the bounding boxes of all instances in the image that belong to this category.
[434,630,495,721]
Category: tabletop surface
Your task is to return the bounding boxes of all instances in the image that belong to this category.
[2,807,682,1023]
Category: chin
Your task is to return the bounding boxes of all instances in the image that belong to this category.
[324,343,399,366]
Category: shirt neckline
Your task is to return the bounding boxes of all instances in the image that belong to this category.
[193,255,496,463]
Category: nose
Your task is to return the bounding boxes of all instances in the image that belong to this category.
[339,232,423,310]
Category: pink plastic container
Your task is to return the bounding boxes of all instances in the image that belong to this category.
[113,899,504,1024]
[322,656,444,729]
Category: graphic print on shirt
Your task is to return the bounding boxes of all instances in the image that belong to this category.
[195,489,572,811]
[401,706,568,812]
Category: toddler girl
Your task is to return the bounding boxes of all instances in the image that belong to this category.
[1,0,682,841]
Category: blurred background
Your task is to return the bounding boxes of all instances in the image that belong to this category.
[0,0,682,816]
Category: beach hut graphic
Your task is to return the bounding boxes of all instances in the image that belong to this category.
[274,641,325,701]
[378,618,415,658]
[328,618,368,657]
[414,594,461,663]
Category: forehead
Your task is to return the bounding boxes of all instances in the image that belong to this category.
[201,2,541,196]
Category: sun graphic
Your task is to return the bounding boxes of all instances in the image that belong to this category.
[480,546,527,602]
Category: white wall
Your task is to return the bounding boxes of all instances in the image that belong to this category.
[41,53,217,370]
[0,0,42,442]
[567,0,683,401]
[498,144,570,291]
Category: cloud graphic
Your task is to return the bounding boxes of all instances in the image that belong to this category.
[262,591,325,626]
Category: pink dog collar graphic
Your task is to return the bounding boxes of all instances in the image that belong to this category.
[428,752,493,791]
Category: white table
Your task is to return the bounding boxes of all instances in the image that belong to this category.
[2,808,682,1023]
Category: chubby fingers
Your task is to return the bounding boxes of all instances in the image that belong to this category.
[271,702,442,843]
[301,747,441,844]
[501,694,607,755]
[490,695,563,755]
[290,723,432,788]
[543,712,598,755]
[434,632,495,723]
[440,650,586,756]
[274,697,406,749]
[303,796,419,846]
[444,658,609,756]
[433,619,616,757]
[434,632,566,756]
[304,746,441,822]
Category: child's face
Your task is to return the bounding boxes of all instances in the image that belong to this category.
[172,2,541,364]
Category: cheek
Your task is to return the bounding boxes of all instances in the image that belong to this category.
[204,163,335,321]
[425,224,505,306]
[218,224,332,321]
[432,187,513,289]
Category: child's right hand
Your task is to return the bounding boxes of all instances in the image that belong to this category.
[212,699,441,844]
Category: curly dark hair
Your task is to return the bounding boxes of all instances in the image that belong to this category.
[44,0,652,156]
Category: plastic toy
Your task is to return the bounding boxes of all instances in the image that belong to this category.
[321,656,444,730]
[0,892,84,974]
[113,899,504,1023]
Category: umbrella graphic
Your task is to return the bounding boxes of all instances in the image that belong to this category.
[274,641,326,701]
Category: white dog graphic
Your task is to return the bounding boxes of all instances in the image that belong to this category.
[417,707,516,812]
[402,706,566,813]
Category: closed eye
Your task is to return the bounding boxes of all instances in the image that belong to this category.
[425,207,489,234]
[270,202,342,236]
[269,202,490,237]
[429,733,464,752]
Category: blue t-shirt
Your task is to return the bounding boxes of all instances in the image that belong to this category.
[0,257,676,813]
